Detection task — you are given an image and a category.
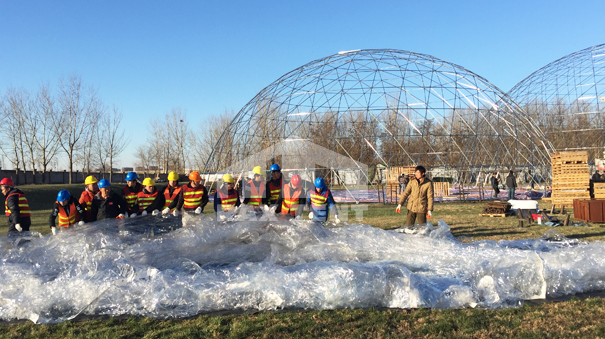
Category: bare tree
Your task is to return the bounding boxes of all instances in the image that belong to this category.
[0,93,21,177]
[54,75,102,183]
[80,115,100,175]
[101,105,128,182]
[134,144,152,171]
[195,109,235,171]
[23,85,62,183]
[167,108,190,172]
[0,88,31,184]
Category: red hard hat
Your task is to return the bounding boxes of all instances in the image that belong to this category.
[291,174,301,188]
[0,178,14,187]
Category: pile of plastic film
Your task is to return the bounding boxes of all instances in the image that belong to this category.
[0,207,604,324]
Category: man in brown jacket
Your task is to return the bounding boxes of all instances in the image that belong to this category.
[396,165,434,225]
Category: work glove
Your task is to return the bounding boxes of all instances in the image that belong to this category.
[15,223,22,232]
[78,221,85,226]
[194,207,202,214]
[129,213,137,218]
[117,214,125,219]
[335,216,341,224]
[141,210,148,216]
[396,204,401,213]
[152,209,160,216]
[172,210,180,217]
[51,227,57,235]
[427,211,432,219]
[308,212,314,220]
[162,208,170,215]
[219,214,227,221]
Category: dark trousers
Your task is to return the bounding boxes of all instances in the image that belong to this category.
[405,211,427,226]
[493,187,500,198]
[508,188,515,200]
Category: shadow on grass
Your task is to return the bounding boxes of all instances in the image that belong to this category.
[452,230,526,238]
[567,231,605,239]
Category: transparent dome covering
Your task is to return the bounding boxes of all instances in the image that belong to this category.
[205,49,551,179]
[508,43,605,160]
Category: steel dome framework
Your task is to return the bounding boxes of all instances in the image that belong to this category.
[509,43,605,161]
[204,49,551,184]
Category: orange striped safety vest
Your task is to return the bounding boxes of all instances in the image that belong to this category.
[281,184,302,216]
[5,192,31,217]
[246,180,265,206]
[268,179,283,204]
[57,201,80,227]
[79,190,95,220]
[123,185,141,208]
[182,184,206,210]
[163,185,182,209]
[218,189,238,212]
[137,189,158,212]
[310,189,330,210]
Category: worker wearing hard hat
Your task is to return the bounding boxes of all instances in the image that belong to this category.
[243,166,267,211]
[49,190,87,235]
[122,171,142,216]
[266,164,284,206]
[275,174,306,218]
[166,171,208,215]
[306,177,339,223]
[214,173,241,212]
[91,179,127,221]
[79,175,99,221]
[160,171,182,213]
[135,178,165,216]
[0,178,31,234]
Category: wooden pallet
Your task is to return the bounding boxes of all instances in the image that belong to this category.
[552,183,590,188]
[551,150,588,162]
[552,176,589,181]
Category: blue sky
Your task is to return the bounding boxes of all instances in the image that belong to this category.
[0,0,603,168]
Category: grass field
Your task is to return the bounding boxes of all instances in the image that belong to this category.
[1,184,604,338]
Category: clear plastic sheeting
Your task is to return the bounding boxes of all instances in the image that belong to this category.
[1,211,605,324]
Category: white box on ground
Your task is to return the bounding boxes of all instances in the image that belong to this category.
[508,199,538,210]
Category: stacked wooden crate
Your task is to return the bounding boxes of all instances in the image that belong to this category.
[593,182,605,199]
[551,151,590,207]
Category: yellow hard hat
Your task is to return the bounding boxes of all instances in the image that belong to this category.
[222,174,235,184]
[142,178,155,186]
[85,175,98,185]
[252,166,263,176]
[168,171,179,181]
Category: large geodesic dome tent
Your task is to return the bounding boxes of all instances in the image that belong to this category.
[509,43,605,161]
[204,49,552,186]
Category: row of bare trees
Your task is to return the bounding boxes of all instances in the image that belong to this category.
[0,75,128,184]
[134,108,236,176]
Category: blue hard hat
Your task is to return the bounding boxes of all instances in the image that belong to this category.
[125,172,138,181]
[57,190,71,202]
[98,179,111,188]
[314,177,325,189]
[270,164,281,171]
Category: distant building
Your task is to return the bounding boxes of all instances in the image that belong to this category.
[121,167,134,173]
